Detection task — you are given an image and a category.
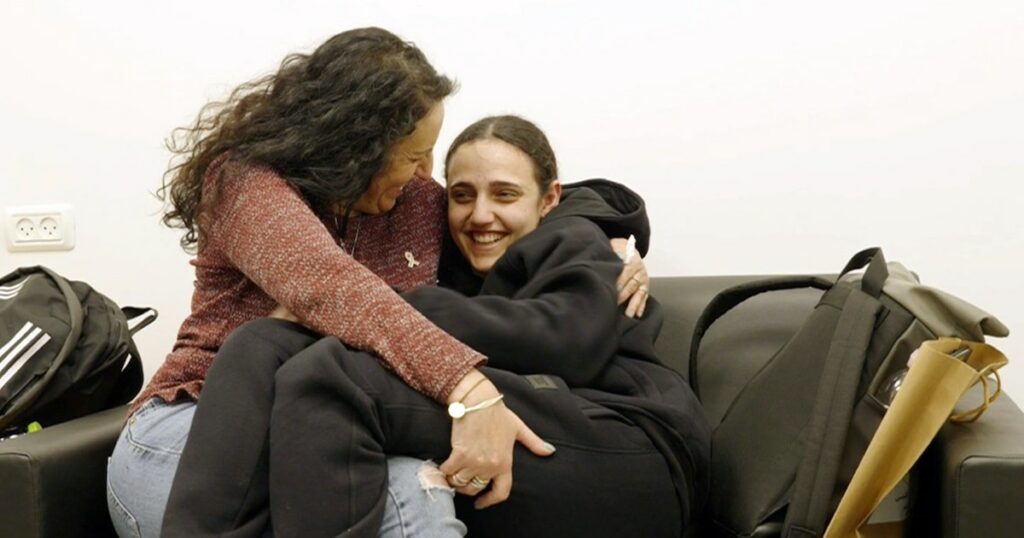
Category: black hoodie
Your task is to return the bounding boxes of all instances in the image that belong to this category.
[403,179,710,536]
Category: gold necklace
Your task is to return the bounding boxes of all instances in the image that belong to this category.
[334,215,363,257]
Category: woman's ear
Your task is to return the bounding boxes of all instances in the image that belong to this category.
[539,180,561,217]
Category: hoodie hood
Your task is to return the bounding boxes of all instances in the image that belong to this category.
[552,179,651,257]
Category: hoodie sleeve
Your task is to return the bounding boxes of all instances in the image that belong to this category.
[403,217,622,387]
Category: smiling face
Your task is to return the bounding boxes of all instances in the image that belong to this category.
[446,138,561,274]
[351,102,445,215]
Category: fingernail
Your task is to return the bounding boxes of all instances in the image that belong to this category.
[543,442,557,453]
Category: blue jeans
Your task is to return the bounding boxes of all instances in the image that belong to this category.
[106,398,461,537]
[106,398,196,538]
[382,457,466,538]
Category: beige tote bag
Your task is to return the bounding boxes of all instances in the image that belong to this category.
[823,338,1009,538]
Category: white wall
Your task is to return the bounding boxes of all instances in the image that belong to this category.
[2,1,1022,398]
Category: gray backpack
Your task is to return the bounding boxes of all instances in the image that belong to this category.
[0,266,155,436]
[688,248,1008,538]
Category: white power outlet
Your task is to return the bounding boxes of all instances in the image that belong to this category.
[13,217,37,241]
[38,217,62,242]
[4,205,76,252]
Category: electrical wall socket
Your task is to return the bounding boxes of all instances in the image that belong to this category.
[4,204,76,252]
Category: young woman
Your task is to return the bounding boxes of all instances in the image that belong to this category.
[107,28,648,538]
[162,115,709,537]
[389,115,711,537]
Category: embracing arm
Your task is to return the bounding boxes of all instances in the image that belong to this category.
[208,162,483,401]
[404,218,622,387]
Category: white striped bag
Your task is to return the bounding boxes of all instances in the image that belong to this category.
[0,266,155,436]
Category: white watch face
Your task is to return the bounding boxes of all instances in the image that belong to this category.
[448,402,466,419]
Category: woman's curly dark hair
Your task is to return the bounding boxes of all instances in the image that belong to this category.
[159,27,456,252]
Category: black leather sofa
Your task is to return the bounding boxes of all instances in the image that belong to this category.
[1,275,1021,537]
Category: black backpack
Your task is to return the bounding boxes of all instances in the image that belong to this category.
[0,266,155,435]
[688,248,1008,538]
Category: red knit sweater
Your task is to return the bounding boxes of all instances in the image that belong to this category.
[132,159,484,414]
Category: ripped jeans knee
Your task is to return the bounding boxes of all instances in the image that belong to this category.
[380,457,466,538]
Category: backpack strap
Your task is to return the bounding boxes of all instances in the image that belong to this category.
[0,266,84,430]
[783,249,890,538]
[688,276,832,399]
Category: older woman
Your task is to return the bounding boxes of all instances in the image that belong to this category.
[169,115,708,537]
[107,28,648,538]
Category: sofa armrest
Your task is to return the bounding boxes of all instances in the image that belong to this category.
[0,405,126,538]
[911,388,1024,538]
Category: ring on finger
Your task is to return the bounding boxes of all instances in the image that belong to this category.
[469,476,490,489]
[450,474,470,487]
[638,285,649,294]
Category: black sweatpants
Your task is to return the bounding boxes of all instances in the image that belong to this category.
[163,319,321,537]
[164,319,681,538]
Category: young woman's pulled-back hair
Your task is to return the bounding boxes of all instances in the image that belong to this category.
[444,115,558,193]
[160,27,456,252]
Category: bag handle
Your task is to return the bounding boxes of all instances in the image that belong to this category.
[0,266,84,430]
[122,306,158,336]
[687,276,832,399]
[949,342,1010,423]
[839,247,889,299]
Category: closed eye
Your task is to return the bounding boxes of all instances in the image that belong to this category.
[407,149,431,161]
